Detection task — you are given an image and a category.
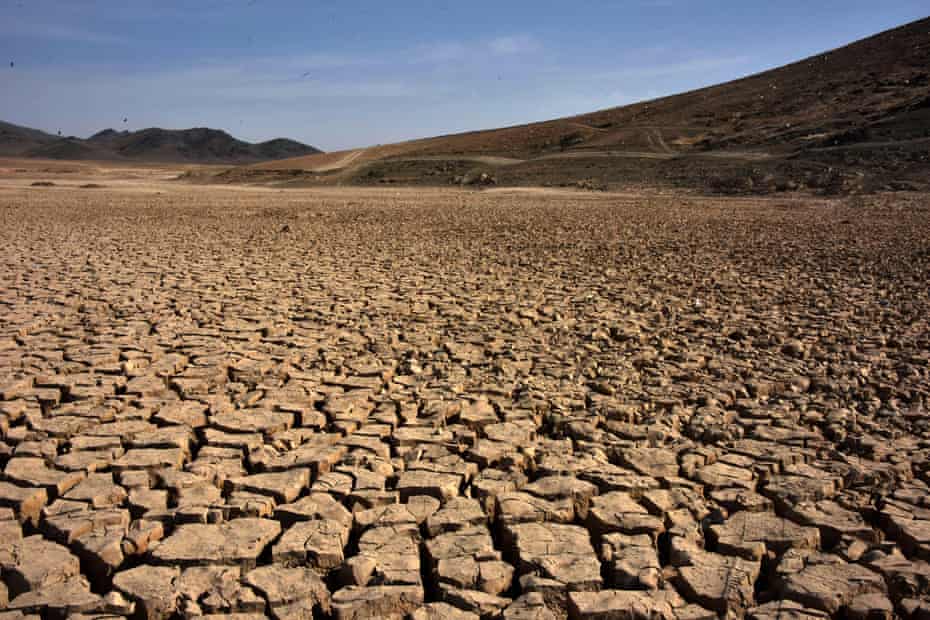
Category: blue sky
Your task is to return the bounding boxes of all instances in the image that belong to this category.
[1,1,927,151]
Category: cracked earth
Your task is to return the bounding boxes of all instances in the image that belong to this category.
[0,181,929,619]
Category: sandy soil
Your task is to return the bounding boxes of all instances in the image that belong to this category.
[1,164,929,618]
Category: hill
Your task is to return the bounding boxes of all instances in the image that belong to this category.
[0,120,59,156]
[0,124,322,164]
[252,16,930,194]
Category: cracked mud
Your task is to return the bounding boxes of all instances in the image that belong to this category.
[0,184,929,619]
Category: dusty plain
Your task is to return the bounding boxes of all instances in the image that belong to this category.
[0,164,929,619]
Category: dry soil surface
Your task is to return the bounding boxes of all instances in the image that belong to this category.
[1,174,930,619]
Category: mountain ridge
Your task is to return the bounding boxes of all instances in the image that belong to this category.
[0,121,322,164]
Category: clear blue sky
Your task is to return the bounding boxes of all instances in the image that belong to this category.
[1,1,927,151]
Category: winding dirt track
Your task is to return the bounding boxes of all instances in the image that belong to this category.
[311,148,368,172]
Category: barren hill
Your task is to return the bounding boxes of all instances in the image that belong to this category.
[0,124,322,164]
[254,16,930,193]
[0,120,59,156]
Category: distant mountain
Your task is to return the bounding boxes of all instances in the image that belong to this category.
[28,137,111,160]
[0,123,322,163]
[0,120,59,156]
